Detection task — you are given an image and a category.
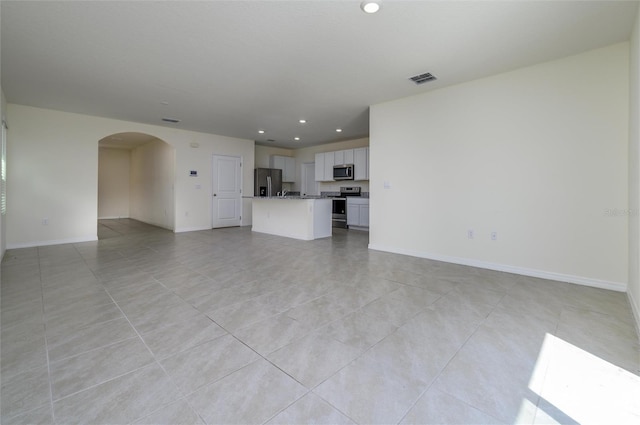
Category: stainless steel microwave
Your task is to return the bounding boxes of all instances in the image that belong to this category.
[333,164,354,180]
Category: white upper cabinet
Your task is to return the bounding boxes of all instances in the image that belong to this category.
[334,150,344,166]
[315,152,325,181]
[314,147,368,182]
[344,149,354,165]
[354,147,368,181]
[334,149,354,166]
[323,152,334,181]
[316,153,324,182]
[314,152,334,182]
[270,155,296,182]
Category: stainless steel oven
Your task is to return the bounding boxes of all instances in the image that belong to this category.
[332,187,361,228]
[332,198,347,228]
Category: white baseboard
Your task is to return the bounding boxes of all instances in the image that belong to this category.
[98,216,129,220]
[368,243,627,292]
[7,235,98,250]
[628,291,640,340]
[174,226,211,233]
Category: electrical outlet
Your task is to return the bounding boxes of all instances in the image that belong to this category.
[467,229,474,239]
[42,218,49,226]
[491,231,497,241]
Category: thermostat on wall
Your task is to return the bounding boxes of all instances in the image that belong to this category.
[190,170,198,177]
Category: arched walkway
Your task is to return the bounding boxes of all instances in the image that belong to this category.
[98,132,175,238]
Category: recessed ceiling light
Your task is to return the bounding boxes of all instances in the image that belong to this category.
[294,137,300,141]
[299,119,307,124]
[258,130,265,134]
[360,1,381,14]
[336,128,343,133]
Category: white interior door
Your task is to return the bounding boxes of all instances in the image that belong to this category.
[212,155,242,228]
[302,162,317,196]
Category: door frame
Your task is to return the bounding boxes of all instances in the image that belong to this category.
[211,154,243,228]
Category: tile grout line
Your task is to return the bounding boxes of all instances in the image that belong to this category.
[38,246,57,424]
[76,243,205,424]
[395,290,508,424]
[97,236,237,425]
[7,222,638,423]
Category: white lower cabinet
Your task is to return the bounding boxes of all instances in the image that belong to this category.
[347,198,369,228]
[360,204,370,227]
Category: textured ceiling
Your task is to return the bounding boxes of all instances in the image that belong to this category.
[2,1,638,149]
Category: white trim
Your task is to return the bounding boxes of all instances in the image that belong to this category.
[368,243,627,292]
[349,226,369,232]
[174,226,211,233]
[98,216,129,220]
[211,154,243,229]
[8,235,98,249]
[628,290,640,340]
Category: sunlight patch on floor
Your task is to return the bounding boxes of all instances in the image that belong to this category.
[519,333,640,424]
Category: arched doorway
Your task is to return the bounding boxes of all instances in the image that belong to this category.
[98,132,175,238]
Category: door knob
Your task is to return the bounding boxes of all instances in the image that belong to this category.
[213,194,217,196]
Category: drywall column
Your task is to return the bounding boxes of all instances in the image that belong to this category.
[628,7,640,330]
[369,43,629,290]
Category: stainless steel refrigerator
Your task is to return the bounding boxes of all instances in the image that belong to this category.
[254,168,282,197]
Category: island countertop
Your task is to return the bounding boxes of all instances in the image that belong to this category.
[252,197,332,240]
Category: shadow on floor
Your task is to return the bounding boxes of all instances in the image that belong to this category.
[98,219,170,240]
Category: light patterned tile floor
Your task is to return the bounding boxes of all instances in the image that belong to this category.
[1,218,639,424]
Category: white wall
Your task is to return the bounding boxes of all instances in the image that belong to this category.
[370,43,629,291]
[6,104,255,248]
[628,8,640,330]
[294,137,370,193]
[7,106,100,247]
[130,140,175,230]
[98,147,131,219]
[1,88,6,259]
[254,145,294,169]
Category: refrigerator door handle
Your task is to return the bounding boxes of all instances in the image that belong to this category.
[267,176,272,197]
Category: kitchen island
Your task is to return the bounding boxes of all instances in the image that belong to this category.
[252,197,332,240]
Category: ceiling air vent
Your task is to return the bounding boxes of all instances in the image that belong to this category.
[409,72,437,85]
[161,117,180,123]
[267,139,276,142]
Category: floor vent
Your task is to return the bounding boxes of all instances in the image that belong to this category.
[409,72,437,85]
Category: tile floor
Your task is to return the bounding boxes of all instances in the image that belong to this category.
[1,219,639,424]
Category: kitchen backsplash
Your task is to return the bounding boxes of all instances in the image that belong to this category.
[320,191,369,198]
